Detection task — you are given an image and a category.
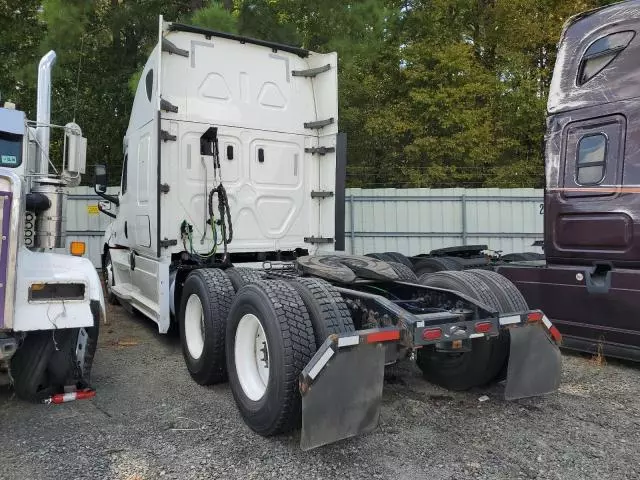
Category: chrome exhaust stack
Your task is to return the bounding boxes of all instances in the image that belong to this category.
[32,50,67,249]
[36,50,56,175]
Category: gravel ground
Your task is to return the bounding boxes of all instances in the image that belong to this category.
[1,303,639,480]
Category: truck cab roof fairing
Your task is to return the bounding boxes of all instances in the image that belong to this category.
[167,23,310,58]
[548,0,640,114]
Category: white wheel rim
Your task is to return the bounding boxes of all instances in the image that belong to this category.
[184,294,205,360]
[235,313,270,401]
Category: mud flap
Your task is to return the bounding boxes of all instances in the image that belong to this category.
[299,340,386,451]
[504,323,562,400]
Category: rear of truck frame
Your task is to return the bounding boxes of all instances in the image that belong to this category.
[95,16,563,449]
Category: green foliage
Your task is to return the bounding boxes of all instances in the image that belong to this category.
[0,0,624,187]
[189,2,238,32]
[0,0,42,113]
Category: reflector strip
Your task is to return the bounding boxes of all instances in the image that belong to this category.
[528,311,544,323]
[366,330,400,344]
[540,315,562,342]
[43,389,96,405]
[308,348,334,380]
[337,336,360,348]
[549,325,562,343]
[416,321,425,328]
[499,315,520,326]
[469,333,484,339]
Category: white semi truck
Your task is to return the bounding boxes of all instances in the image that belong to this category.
[96,17,562,450]
[0,51,104,401]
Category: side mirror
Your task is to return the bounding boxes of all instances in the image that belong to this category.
[94,164,108,193]
[98,200,116,219]
[64,122,87,174]
[93,164,119,206]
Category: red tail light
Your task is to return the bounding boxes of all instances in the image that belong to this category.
[422,328,442,341]
[475,322,493,334]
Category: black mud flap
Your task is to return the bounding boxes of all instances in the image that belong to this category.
[299,331,393,450]
[504,323,562,400]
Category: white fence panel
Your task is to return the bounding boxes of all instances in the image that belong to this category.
[344,188,544,256]
[65,187,544,268]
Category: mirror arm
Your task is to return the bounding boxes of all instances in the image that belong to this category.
[98,202,117,219]
[94,185,120,206]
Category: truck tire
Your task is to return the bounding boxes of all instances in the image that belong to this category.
[288,277,355,347]
[466,269,530,382]
[179,269,234,385]
[413,257,463,277]
[10,332,56,401]
[365,252,395,262]
[103,250,118,305]
[226,280,315,436]
[383,252,414,270]
[226,267,266,292]
[467,269,528,313]
[416,271,504,391]
[10,318,99,402]
[387,262,419,282]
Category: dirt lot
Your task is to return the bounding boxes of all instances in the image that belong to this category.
[1,303,639,480]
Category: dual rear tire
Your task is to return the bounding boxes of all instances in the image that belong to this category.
[178,269,354,436]
[179,266,524,433]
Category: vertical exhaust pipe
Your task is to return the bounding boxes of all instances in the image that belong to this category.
[36,50,57,175]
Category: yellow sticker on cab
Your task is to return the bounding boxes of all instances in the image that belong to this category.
[87,205,99,215]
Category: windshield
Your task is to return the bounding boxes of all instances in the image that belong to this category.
[0,132,22,167]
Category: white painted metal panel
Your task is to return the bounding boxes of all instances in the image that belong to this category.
[156,28,335,257]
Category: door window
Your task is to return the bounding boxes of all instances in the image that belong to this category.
[121,154,128,194]
[576,134,607,185]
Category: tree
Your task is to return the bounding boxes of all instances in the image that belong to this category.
[37,0,211,182]
[0,0,42,114]
[4,0,623,188]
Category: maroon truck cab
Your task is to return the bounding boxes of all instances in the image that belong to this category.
[498,1,640,360]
